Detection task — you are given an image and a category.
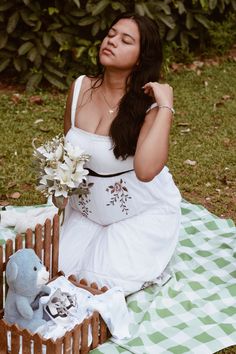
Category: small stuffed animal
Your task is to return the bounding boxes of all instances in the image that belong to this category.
[4,248,51,332]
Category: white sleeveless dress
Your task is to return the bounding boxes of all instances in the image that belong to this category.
[59,75,181,295]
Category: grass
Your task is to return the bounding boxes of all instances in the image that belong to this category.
[0,60,236,353]
[0,60,235,221]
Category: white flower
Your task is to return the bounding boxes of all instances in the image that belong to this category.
[65,142,84,160]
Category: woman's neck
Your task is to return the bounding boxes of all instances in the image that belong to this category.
[102,70,129,95]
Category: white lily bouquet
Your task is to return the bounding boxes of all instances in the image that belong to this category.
[33,135,92,214]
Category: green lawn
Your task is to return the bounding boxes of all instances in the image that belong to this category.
[0,60,235,221]
[0,60,236,353]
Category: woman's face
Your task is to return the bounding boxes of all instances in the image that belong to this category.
[99,18,140,71]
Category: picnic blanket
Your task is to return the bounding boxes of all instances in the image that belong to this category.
[1,200,236,354]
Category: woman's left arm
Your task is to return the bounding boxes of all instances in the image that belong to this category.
[134,82,174,182]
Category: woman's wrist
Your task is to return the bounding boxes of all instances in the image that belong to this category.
[158,105,175,115]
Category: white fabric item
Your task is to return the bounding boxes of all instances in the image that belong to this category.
[0,205,58,233]
[37,276,131,340]
[59,74,182,295]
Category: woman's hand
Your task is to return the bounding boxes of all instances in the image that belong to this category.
[142,82,173,108]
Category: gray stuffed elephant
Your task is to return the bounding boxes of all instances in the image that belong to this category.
[4,248,51,333]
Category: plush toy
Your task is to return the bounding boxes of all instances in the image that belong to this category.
[4,248,51,332]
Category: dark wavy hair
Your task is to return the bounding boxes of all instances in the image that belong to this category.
[91,13,163,159]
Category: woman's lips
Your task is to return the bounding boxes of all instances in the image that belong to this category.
[102,48,114,56]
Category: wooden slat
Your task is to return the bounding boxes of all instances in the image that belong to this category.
[81,318,89,354]
[0,320,8,353]
[79,279,88,286]
[0,246,3,311]
[35,224,43,260]
[15,234,23,251]
[64,331,72,353]
[99,316,108,344]
[25,228,33,249]
[72,324,81,354]
[52,214,59,277]
[91,312,99,349]
[11,325,21,354]
[53,338,63,354]
[5,239,13,297]
[33,333,43,353]
[44,218,51,273]
[22,329,31,354]
[101,286,108,293]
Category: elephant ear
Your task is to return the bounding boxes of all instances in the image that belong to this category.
[6,261,18,283]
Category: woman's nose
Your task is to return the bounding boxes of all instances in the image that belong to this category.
[107,36,118,47]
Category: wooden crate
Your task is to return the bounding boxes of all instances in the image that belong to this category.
[0,214,110,354]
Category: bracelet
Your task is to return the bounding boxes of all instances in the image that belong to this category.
[158,105,175,115]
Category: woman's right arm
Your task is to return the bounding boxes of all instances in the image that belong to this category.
[64,81,75,135]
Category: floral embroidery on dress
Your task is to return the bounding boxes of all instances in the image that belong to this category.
[78,194,91,217]
[106,179,132,215]
[78,181,93,217]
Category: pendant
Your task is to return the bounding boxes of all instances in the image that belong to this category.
[109,109,114,114]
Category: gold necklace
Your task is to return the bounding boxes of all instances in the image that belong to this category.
[101,90,121,115]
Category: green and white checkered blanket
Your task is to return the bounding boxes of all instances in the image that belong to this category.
[91,200,236,354]
[1,200,236,353]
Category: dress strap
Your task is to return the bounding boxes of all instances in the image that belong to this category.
[71,75,85,127]
[146,102,158,114]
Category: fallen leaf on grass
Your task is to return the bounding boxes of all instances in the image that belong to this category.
[29,95,43,105]
[177,122,189,127]
[7,182,16,189]
[184,159,197,166]
[222,95,231,101]
[180,128,191,134]
[11,93,21,104]
[0,201,10,207]
[39,126,51,132]
[34,119,44,124]
[9,192,21,199]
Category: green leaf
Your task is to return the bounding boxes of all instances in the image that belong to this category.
[232,0,236,10]
[157,13,175,29]
[91,0,110,16]
[0,32,8,49]
[166,25,179,41]
[186,12,194,30]
[47,23,62,31]
[27,47,38,62]
[20,9,34,26]
[142,3,154,19]
[33,20,42,32]
[209,0,217,9]
[48,7,59,16]
[26,73,43,92]
[18,41,34,55]
[0,2,14,11]
[72,0,80,9]
[0,58,10,72]
[194,14,210,28]
[72,46,86,59]
[43,32,52,48]
[180,32,189,50]
[111,2,126,11]
[177,1,186,14]
[156,1,171,15]
[7,12,19,34]
[135,4,145,16]
[78,17,97,26]
[22,0,31,5]
[35,38,47,56]
[44,72,67,90]
[43,62,64,78]
[92,21,100,36]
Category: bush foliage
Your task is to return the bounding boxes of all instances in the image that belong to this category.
[0,0,235,90]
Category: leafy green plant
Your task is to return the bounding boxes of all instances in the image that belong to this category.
[0,0,235,90]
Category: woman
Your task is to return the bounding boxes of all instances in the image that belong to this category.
[58,12,181,295]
